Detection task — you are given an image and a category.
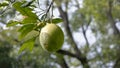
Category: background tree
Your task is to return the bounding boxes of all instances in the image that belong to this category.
[0,0,120,68]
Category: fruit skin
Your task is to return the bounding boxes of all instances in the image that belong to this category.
[39,23,64,52]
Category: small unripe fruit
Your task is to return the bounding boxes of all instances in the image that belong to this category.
[39,23,64,52]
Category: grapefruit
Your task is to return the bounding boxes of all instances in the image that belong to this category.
[39,23,64,52]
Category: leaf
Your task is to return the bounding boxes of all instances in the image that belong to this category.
[18,37,36,53]
[18,23,35,40]
[23,30,39,42]
[22,17,37,24]
[6,20,20,27]
[0,2,8,7]
[48,18,63,24]
[21,0,34,7]
[13,2,38,19]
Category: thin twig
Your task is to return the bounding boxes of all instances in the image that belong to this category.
[50,2,54,23]
[75,0,91,48]
[0,4,10,16]
[0,0,16,16]
[43,0,54,22]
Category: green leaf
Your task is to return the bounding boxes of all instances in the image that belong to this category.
[6,20,20,27]
[48,18,63,24]
[0,2,8,7]
[22,17,37,24]
[13,2,38,19]
[23,30,39,42]
[19,37,36,53]
[21,0,34,7]
[18,23,36,40]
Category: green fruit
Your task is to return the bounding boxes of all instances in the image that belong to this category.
[39,23,64,52]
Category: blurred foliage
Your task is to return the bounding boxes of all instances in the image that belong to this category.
[70,0,120,67]
[0,27,58,68]
[0,41,14,68]
[0,0,120,68]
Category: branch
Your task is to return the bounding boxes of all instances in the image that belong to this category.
[43,0,54,21]
[57,49,86,62]
[0,0,16,16]
[86,17,92,31]
[57,50,77,58]
[57,49,89,68]
[106,0,120,34]
[81,21,90,47]
[107,1,120,68]
[58,6,82,55]
[0,5,10,16]
[55,51,69,68]
[57,5,90,68]
[75,0,91,50]
[60,57,69,68]
[45,0,54,16]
